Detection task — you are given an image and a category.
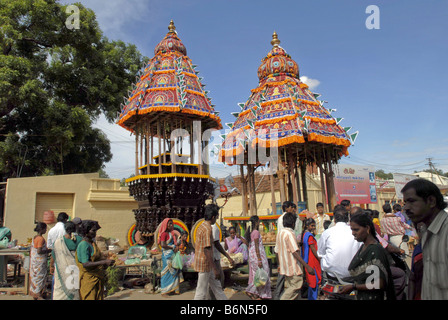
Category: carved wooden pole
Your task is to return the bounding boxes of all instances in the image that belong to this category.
[240,164,248,216]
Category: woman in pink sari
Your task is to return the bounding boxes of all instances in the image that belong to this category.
[244,216,271,300]
[224,227,248,263]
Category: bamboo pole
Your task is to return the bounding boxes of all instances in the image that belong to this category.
[171,121,176,174]
[247,163,252,215]
[318,158,327,212]
[289,152,299,205]
[323,154,331,208]
[190,122,194,165]
[300,161,308,207]
[240,164,248,216]
[248,164,257,216]
[203,140,209,176]
[150,128,154,165]
[135,126,139,176]
[146,124,150,175]
[326,149,337,211]
[251,164,257,215]
[270,162,277,215]
[140,130,143,169]
[157,121,162,174]
[295,160,302,202]
[278,163,286,205]
[163,120,167,164]
[198,134,203,175]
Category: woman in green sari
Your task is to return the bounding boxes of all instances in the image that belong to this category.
[52,221,82,300]
[76,220,115,300]
[340,213,396,300]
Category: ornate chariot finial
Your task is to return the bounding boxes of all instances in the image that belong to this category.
[271,31,281,47]
[168,20,176,33]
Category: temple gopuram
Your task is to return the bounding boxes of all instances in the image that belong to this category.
[117,21,222,244]
[220,32,356,215]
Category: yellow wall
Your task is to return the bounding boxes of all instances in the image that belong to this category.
[4,173,137,246]
[3,172,396,246]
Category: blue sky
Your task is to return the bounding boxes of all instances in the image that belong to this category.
[63,0,448,179]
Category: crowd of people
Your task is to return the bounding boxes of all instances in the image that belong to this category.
[26,214,114,300]
[190,178,448,301]
[1,178,446,301]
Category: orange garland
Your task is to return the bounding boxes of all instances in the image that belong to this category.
[303,115,336,125]
[308,133,351,147]
[219,131,351,163]
[254,113,298,126]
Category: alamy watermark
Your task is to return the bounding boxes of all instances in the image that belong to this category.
[64,265,80,290]
[365,5,380,30]
[365,265,380,290]
[170,121,279,174]
[65,5,80,30]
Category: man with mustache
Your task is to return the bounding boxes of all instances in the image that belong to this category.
[401,178,448,300]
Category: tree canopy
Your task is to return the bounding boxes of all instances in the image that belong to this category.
[0,0,147,180]
[375,169,393,180]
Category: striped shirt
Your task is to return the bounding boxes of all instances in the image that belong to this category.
[380,216,411,236]
[276,227,303,277]
[421,210,448,300]
[274,212,302,254]
[193,221,213,273]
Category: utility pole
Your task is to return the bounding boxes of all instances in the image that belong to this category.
[426,157,434,183]
[426,157,444,185]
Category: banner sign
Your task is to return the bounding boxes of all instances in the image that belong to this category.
[392,173,417,199]
[333,164,377,204]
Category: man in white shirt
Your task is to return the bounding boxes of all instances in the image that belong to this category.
[46,212,69,249]
[317,207,361,280]
[208,222,234,299]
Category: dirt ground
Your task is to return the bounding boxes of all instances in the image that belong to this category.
[0,270,278,301]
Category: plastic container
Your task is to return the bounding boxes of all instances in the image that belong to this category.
[43,211,55,224]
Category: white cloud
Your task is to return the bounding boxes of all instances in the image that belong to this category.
[300,76,320,91]
[62,0,163,40]
[93,115,135,178]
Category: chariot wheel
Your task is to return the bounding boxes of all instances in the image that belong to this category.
[152,218,190,250]
[191,218,222,249]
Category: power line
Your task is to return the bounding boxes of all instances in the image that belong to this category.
[345,155,426,168]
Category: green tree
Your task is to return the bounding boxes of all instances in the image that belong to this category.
[375,169,393,180]
[0,0,147,180]
[422,168,448,178]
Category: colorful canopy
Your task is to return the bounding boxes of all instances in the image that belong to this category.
[117,21,222,132]
[219,32,353,163]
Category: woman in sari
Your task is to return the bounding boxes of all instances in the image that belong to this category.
[52,221,82,300]
[244,215,271,300]
[301,218,322,300]
[340,213,396,300]
[76,220,114,300]
[224,226,248,263]
[159,218,183,297]
[30,222,51,300]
